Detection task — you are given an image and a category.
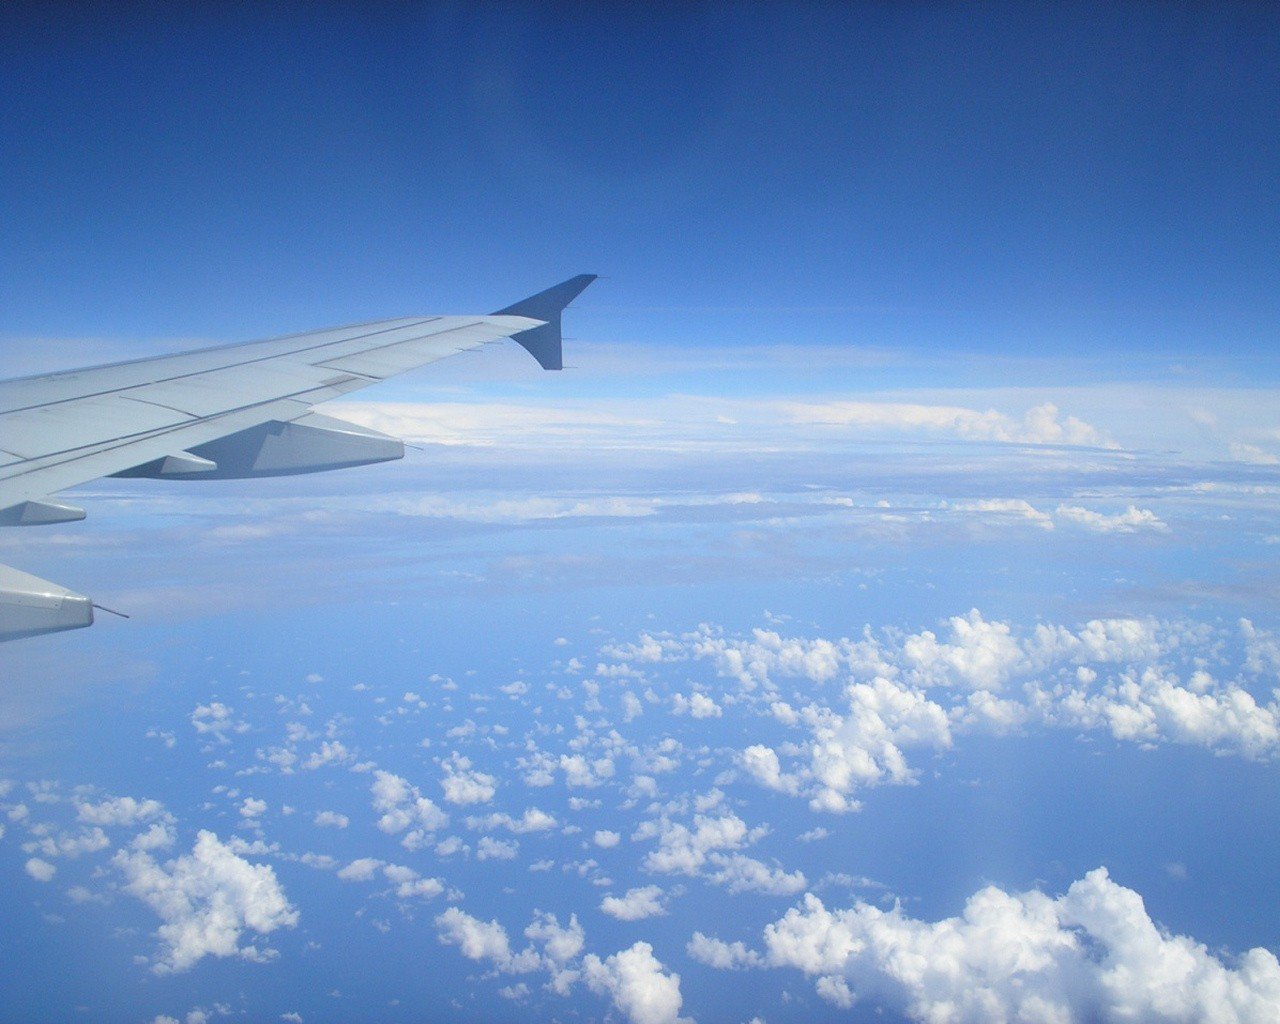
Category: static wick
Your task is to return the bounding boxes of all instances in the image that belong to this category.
[92,603,131,620]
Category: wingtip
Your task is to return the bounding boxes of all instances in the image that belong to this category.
[495,275,598,371]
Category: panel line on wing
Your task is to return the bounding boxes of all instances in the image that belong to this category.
[120,396,203,418]
[0,380,354,473]
[0,317,442,415]
[0,396,316,507]
[311,320,499,378]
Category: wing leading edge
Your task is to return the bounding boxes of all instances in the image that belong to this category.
[0,275,596,642]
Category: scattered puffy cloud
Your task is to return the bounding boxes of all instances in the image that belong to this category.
[149,1010,226,1024]
[629,807,803,897]
[131,822,176,852]
[24,857,55,881]
[440,754,497,806]
[335,858,441,900]
[670,692,722,719]
[608,625,886,693]
[637,811,759,876]
[434,904,686,1022]
[600,885,668,921]
[301,740,353,770]
[75,796,170,827]
[370,770,448,849]
[951,498,1054,529]
[394,875,444,901]
[687,932,764,970]
[385,494,660,524]
[740,745,801,795]
[1242,618,1280,676]
[806,678,951,812]
[903,609,1023,691]
[622,691,645,721]
[560,753,616,788]
[707,854,806,896]
[476,836,519,861]
[1031,665,1280,759]
[525,910,585,967]
[593,610,1280,825]
[436,907,518,967]
[466,808,557,834]
[780,400,1115,448]
[13,574,1277,1024]
[1055,504,1169,533]
[737,867,1280,1023]
[114,830,297,973]
[238,797,267,820]
[582,942,691,1024]
[951,500,1168,534]
[190,703,248,743]
[336,858,383,882]
[22,825,110,859]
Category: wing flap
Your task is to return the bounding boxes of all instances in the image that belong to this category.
[0,396,317,508]
[0,316,437,415]
[116,363,366,418]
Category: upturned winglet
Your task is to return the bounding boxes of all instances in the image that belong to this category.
[494,274,597,370]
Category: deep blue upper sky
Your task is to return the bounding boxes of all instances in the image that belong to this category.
[2,3,1277,355]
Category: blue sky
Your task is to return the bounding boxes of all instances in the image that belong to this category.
[3,4,1278,352]
[3,5,1280,1024]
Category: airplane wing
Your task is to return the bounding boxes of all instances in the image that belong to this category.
[0,274,596,642]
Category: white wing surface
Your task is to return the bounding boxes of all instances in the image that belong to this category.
[0,275,596,641]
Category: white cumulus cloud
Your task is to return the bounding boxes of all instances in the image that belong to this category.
[75,795,170,827]
[440,753,497,806]
[741,867,1280,1022]
[903,609,1024,691]
[600,885,668,921]
[1055,504,1169,533]
[114,830,297,973]
[370,770,448,849]
[436,906,517,966]
[582,941,691,1024]
[24,857,55,881]
[781,399,1114,448]
[190,703,247,743]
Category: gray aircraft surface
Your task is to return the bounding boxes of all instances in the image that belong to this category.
[0,275,595,642]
